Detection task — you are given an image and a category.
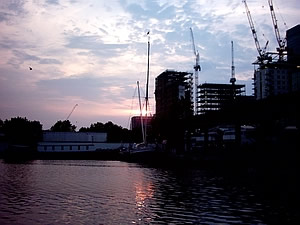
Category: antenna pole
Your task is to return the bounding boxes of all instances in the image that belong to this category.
[145,33,150,116]
[137,81,145,143]
[144,32,150,144]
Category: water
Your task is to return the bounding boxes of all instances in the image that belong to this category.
[0,160,295,224]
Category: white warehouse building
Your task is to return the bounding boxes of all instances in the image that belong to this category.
[38,131,128,152]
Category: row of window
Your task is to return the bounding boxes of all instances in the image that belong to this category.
[42,145,91,151]
[268,69,288,75]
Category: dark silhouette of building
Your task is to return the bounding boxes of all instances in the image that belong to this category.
[254,67,290,99]
[130,116,152,131]
[198,83,245,114]
[155,70,193,117]
[287,24,300,92]
[287,24,300,64]
[154,70,193,153]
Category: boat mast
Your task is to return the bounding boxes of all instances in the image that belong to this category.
[144,31,150,144]
[137,81,145,143]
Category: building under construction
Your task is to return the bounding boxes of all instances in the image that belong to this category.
[155,70,193,117]
[198,83,246,114]
[253,24,300,100]
[243,0,300,100]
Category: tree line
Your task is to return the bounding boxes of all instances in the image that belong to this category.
[0,118,133,148]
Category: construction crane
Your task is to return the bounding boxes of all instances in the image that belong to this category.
[268,0,286,61]
[190,27,201,115]
[66,104,78,120]
[230,41,236,85]
[243,0,269,64]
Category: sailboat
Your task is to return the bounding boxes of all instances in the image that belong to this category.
[129,81,156,154]
[123,32,156,156]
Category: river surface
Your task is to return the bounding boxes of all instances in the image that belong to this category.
[0,159,296,224]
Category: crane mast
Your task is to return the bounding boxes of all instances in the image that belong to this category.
[190,27,201,115]
[268,0,286,60]
[230,41,236,85]
[243,0,269,63]
[66,104,78,120]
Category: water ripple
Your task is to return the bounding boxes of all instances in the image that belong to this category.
[0,159,288,224]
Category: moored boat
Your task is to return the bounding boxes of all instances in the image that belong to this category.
[121,31,157,160]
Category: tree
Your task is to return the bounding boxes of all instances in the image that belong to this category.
[50,120,76,132]
[2,117,43,147]
[79,122,105,132]
[90,122,106,132]
[104,121,123,142]
[79,121,132,142]
[0,119,3,132]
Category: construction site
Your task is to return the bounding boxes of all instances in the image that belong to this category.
[152,0,299,153]
[243,0,300,100]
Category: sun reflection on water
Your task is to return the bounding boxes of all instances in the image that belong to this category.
[134,181,154,208]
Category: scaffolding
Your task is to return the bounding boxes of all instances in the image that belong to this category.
[198,83,245,114]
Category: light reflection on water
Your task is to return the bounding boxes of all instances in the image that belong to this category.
[0,160,283,224]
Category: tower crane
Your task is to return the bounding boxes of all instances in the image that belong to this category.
[230,41,236,85]
[190,27,201,115]
[243,0,269,64]
[267,0,286,61]
[66,104,78,120]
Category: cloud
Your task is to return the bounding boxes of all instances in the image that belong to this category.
[0,1,27,23]
[36,74,134,103]
[64,34,129,57]
[8,50,62,68]
[0,12,11,22]
[46,0,60,5]
[0,38,30,49]
[39,58,62,64]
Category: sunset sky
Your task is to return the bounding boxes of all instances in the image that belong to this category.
[0,0,299,130]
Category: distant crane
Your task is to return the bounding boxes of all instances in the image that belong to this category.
[243,0,269,64]
[267,0,286,61]
[230,41,236,85]
[190,27,201,115]
[66,104,78,120]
